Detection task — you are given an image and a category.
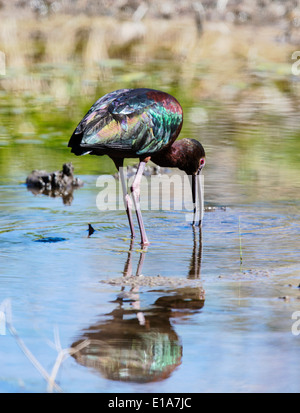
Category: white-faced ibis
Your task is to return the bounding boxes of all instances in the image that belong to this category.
[68,88,205,245]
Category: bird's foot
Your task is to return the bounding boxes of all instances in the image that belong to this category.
[141,240,150,248]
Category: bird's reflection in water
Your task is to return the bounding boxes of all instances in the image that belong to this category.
[27,185,76,205]
[71,228,204,383]
[188,225,202,279]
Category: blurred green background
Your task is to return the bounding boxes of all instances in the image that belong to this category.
[0,0,300,202]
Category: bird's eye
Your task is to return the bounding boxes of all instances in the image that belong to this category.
[200,158,205,166]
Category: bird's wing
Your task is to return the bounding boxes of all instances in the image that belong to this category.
[68,89,183,155]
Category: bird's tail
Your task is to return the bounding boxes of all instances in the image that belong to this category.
[68,130,91,156]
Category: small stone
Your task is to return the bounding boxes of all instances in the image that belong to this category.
[278,296,290,301]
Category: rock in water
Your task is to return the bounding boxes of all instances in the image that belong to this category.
[26,163,83,205]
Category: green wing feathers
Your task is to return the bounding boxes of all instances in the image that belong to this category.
[68,88,183,156]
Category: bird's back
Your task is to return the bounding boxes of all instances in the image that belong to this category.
[68,88,183,158]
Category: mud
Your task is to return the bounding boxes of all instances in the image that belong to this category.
[100,274,204,288]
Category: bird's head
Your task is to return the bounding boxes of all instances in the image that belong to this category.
[151,137,206,226]
[175,138,205,175]
[171,138,206,226]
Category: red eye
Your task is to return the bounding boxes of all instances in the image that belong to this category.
[200,158,205,166]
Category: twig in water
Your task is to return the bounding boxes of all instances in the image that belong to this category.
[238,216,243,268]
[0,299,63,393]
[1,299,103,393]
[47,338,91,393]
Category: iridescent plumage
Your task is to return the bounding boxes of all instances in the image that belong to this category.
[68,88,183,158]
[68,88,205,245]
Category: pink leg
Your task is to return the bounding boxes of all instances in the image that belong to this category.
[131,161,149,246]
[119,165,135,239]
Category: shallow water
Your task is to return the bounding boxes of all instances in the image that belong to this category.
[1,59,300,393]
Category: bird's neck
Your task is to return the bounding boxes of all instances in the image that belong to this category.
[151,142,189,173]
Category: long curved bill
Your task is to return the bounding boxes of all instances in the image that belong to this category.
[192,170,204,227]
